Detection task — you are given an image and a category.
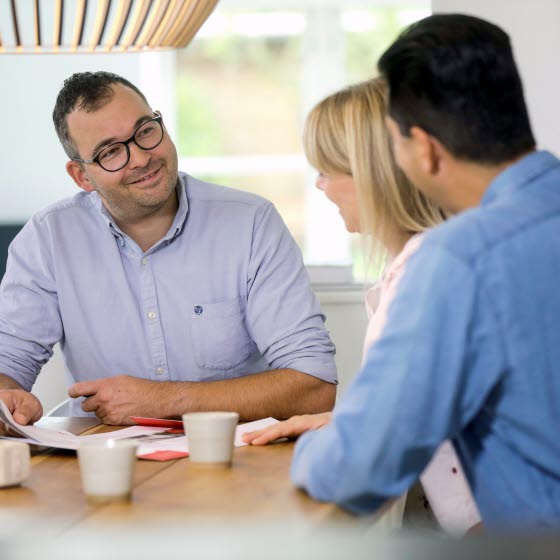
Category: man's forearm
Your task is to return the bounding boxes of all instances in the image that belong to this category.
[161,369,336,422]
[0,373,26,391]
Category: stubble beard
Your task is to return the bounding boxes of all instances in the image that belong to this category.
[93,156,179,223]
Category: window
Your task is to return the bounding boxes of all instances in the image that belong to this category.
[176,0,430,280]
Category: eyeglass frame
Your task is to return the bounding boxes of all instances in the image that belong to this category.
[73,111,165,172]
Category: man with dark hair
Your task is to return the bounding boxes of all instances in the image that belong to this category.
[291,14,560,529]
[379,14,535,167]
[0,71,336,425]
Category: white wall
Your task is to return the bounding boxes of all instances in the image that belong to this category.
[316,288,369,397]
[31,345,67,414]
[432,0,560,157]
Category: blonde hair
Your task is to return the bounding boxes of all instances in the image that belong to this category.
[303,77,444,268]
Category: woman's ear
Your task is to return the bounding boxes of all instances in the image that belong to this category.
[66,161,95,192]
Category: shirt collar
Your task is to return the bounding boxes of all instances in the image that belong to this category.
[95,197,126,246]
[482,150,560,206]
[164,177,189,242]
[95,178,189,247]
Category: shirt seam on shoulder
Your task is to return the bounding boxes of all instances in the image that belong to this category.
[36,197,97,225]
[479,210,560,256]
[182,174,271,209]
[429,203,559,270]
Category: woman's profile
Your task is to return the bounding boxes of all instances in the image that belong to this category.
[244,77,481,535]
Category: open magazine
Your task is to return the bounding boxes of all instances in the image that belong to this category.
[0,400,278,461]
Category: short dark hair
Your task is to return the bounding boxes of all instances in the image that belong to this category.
[52,71,149,159]
[378,14,535,164]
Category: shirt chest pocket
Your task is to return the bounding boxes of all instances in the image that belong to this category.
[190,296,252,370]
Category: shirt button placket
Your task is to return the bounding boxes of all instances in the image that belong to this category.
[140,255,169,381]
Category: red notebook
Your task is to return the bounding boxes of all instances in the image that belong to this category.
[131,416,184,430]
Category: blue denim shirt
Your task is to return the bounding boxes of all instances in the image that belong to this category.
[291,151,560,530]
[0,173,336,416]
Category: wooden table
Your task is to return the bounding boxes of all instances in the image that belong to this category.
[4,421,550,560]
[1,417,369,536]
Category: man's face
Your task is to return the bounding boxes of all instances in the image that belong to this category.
[66,84,179,222]
[386,115,456,212]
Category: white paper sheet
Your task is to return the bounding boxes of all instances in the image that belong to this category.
[0,400,279,459]
[137,417,280,457]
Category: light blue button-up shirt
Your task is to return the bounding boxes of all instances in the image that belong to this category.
[291,151,560,530]
[0,173,336,416]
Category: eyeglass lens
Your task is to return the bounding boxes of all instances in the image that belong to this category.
[98,118,163,171]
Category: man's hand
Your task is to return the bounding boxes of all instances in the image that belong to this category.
[0,389,43,427]
[68,375,169,425]
[242,412,332,445]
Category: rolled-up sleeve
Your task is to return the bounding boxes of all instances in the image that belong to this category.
[291,244,505,513]
[246,203,337,383]
[0,216,62,390]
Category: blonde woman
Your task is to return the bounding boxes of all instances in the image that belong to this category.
[243,78,481,535]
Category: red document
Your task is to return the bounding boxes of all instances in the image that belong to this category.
[131,416,184,430]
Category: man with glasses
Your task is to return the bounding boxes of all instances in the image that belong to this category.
[0,71,336,426]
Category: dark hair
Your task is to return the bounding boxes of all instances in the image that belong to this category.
[378,14,535,164]
[52,71,149,159]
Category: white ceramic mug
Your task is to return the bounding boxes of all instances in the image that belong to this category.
[182,411,239,466]
[77,439,137,503]
[0,440,30,487]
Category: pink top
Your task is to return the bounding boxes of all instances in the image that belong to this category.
[361,234,481,535]
[363,235,424,360]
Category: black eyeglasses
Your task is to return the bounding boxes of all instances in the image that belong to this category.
[74,112,165,172]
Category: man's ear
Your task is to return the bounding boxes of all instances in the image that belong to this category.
[409,126,442,175]
[66,161,95,192]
